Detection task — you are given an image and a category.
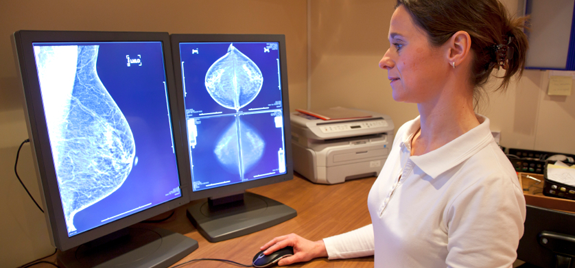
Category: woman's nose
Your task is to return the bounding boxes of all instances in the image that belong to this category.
[379,49,394,69]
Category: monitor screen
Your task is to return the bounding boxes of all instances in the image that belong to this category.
[32,40,181,237]
[179,41,287,192]
[13,30,197,266]
[171,34,295,242]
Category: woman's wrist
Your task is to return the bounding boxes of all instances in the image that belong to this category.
[313,239,328,259]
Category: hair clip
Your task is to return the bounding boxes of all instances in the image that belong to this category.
[493,36,513,70]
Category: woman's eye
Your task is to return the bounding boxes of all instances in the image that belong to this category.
[393,43,403,51]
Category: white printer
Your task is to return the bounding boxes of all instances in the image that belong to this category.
[290,110,394,184]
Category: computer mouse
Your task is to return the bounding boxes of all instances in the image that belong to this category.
[252,246,294,267]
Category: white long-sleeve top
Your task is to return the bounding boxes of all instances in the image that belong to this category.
[323,115,526,268]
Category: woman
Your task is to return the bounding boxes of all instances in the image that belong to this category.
[260,0,528,267]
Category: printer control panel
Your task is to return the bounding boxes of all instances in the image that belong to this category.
[318,120,389,133]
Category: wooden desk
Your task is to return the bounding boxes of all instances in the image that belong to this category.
[31,174,375,267]
[162,173,375,267]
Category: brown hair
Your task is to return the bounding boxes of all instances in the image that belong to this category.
[396,0,528,97]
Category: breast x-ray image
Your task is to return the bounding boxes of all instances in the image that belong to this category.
[33,41,181,237]
[179,41,287,192]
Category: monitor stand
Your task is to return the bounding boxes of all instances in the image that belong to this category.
[58,225,198,268]
[187,192,297,242]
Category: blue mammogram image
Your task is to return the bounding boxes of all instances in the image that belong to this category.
[183,41,286,191]
[214,119,264,177]
[34,45,135,233]
[205,44,263,111]
[204,44,265,178]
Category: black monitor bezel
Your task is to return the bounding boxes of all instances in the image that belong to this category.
[170,33,293,201]
[12,30,192,251]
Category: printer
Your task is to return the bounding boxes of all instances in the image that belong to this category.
[290,110,394,184]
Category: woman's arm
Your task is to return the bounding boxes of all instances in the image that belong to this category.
[260,224,375,266]
[323,224,375,259]
[445,174,525,268]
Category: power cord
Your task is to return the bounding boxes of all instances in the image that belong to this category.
[171,258,252,267]
[15,139,44,213]
[14,139,60,268]
[18,248,59,268]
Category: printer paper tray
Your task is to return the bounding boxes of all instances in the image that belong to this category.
[292,141,389,184]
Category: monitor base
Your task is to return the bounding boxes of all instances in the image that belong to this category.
[187,192,297,242]
[58,225,198,268]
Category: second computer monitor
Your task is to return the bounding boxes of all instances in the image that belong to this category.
[171,34,295,242]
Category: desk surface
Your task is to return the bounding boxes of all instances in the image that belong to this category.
[34,174,375,267]
[163,173,375,267]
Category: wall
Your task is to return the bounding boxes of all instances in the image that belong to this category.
[308,0,419,128]
[307,0,575,154]
[0,1,307,266]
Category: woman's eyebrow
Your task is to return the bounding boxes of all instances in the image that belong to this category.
[389,32,404,40]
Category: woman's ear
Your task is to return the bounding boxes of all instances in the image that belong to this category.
[447,31,472,68]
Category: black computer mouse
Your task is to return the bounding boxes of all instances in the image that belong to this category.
[252,246,294,267]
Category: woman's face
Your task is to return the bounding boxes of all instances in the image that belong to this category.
[379,5,449,104]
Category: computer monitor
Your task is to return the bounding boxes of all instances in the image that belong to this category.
[517,205,575,268]
[12,30,197,267]
[170,34,296,242]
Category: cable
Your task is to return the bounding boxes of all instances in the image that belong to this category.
[171,258,252,267]
[14,139,44,213]
[21,261,61,268]
[18,248,58,268]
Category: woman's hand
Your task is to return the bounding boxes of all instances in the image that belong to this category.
[260,233,328,266]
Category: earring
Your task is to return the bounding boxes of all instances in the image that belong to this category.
[451,62,456,69]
